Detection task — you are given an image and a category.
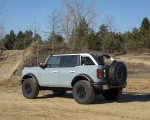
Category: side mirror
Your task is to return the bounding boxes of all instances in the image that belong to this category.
[39,63,45,69]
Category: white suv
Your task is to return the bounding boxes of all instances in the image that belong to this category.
[21,53,127,104]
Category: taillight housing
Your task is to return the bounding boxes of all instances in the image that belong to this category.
[97,69,102,78]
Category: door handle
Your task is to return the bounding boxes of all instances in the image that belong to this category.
[52,71,58,73]
[69,71,75,73]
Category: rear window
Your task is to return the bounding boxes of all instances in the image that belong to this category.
[81,56,95,65]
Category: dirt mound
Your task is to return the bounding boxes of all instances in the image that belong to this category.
[0,43,37,80]
[0,50,24,80]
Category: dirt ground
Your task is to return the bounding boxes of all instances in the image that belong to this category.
[0,55,150,120]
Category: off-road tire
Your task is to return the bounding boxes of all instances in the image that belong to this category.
[73,80,95,104]
[102,88,122,100]
[22,78,39,99]
[52,89,67,96]
[109,61,127,86]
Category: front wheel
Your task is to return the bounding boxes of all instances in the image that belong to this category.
[22,78,39,99]
[102,88,122,100]
[73,80,95,104]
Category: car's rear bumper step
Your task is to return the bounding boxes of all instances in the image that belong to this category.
[92,82,127,90]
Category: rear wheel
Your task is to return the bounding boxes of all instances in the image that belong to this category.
[102,88,122,100]
[52,89,67,96]
[73,80,95,104]
[22,78,39,99]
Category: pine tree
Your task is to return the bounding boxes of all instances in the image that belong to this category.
[77,18,89,50]
[86,29,99,50]
[140,17,150,49]
[48,32,63,43]
[97,24,109,52]
[140,17,149,32]
[24,30,33,47]
[3,30,16,50]
[69,18,89,50]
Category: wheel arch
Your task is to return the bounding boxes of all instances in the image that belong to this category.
[21,73,39,85]
[71,74,94,87]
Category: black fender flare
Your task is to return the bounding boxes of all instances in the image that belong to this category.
[21,73,39,85]
[71,74,94,87]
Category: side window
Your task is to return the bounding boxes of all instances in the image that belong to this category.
[81,56,95,65]
[46,56,60,68]
[60,55,78,67]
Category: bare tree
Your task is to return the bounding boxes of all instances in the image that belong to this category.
[58,0,96,50]
[104,16,118,33]
[0,1,5,46]
[0,19,4,41]
[33,18,40,64]
[47,10,60,33]
[47,0,96,51]
[47,10,61,53]
[58,10,71,43]
[66,0,94,49]
[0,2,6,57]
[103,16,125,53]
[103,16,118,42]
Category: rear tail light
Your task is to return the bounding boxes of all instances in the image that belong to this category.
[97,69,102,78]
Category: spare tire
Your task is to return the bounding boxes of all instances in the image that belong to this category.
[108,61,127,86]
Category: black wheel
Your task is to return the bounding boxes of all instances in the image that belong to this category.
[52,89,67,96]
[102,88,122,100]
[73,80,95,104]
[22,78,39,99]
[109,61,127,86]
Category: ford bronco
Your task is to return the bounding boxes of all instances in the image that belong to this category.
[21,53,127,104]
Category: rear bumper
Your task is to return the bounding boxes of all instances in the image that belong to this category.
[92,82,127,90]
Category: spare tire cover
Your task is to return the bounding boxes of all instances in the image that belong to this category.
[108,61,127,86]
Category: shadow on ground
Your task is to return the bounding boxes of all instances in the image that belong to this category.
[37,92,150,104]
[93,92,150,104]
[38,92,73,99]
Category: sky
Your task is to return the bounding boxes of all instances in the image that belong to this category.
[1,0,150,38]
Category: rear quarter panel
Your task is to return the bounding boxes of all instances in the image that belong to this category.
[76,65,103,83]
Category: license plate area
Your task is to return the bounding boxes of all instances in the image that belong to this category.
[103,85,109,90]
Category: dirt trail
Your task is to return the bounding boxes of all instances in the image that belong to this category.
[0,48,33,81]
[0,50,24,80]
